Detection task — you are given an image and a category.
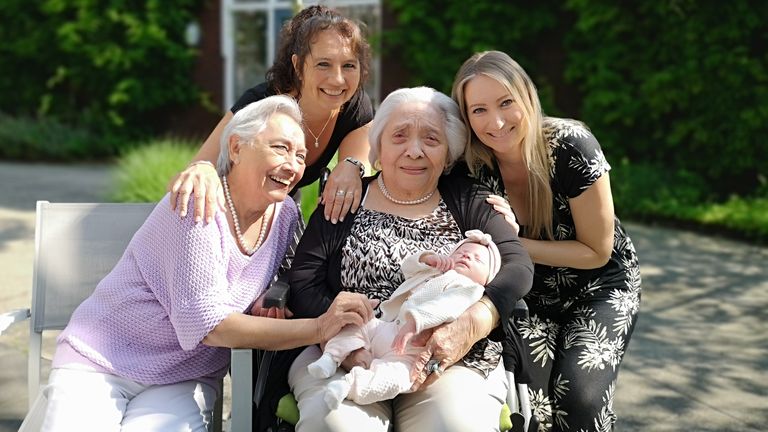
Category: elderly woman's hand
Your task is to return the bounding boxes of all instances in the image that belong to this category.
[486,194,519,235]
[409,306,489,390]
[321,160,363,224]
[316,292,378,343]
[169,162,226,223]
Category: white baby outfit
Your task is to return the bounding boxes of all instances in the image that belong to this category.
[308,249,487,408]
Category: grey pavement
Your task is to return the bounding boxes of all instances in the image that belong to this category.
[1,161,766,431]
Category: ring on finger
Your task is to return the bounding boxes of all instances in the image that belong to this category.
[426,359,442,375]
[336,190,346,196]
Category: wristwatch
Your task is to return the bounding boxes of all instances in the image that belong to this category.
[343,156,366,178]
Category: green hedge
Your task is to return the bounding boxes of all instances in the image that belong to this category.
[611,160,768,242]
[0,0,202,145]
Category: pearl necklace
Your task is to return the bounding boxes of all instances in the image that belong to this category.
[222,176,270,255]
[377,175,436,205]
[304,111,333,148]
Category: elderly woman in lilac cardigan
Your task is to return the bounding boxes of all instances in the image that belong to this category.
[40,96,375,432]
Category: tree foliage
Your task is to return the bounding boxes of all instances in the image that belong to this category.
[386,0,768,196]
[565,0,768,195]
[0,0,201,141]
[386,0,561,111]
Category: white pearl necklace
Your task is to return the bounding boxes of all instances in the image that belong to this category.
[222,176,270,255]
[376,175,436,205]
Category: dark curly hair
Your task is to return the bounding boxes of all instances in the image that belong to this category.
[266,5,371,100]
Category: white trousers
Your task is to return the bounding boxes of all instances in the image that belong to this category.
[290,345,508,432]
[40,367,217,432]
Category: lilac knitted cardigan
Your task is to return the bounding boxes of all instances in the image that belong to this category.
[53,194,297,385]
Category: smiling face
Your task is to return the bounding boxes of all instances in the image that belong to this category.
[293,29,361,112]
[450,242,491,285]
[230,112,307,206]
[463,74,526,156]
[378,101,448,200]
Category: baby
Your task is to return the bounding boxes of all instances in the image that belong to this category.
[307,230,501,409]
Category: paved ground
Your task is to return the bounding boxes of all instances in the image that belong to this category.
[0,161,766,431]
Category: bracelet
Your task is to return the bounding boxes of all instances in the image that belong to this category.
[343,157,365,178]
[478,296,500,326]
[189,160,215,169]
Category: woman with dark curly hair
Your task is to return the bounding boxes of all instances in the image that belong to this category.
[170,5,374,226]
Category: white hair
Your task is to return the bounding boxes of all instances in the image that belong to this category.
[368,87,466,172]
[217,95,303,175]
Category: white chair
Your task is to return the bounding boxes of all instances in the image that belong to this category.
[0,201,254,431]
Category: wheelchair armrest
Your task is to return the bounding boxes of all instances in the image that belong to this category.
[319,167,330,197]
[263,279,290,309]
[230,348,253,431]
[512,299,529,320]
[0,308,31,335]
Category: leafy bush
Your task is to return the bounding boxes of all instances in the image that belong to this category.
[111,138,196,202]
[0,113,123,161]
[0,0,202,142]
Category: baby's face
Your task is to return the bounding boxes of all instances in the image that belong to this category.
[450,242,491,285]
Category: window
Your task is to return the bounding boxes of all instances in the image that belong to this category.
[222,0,381,110]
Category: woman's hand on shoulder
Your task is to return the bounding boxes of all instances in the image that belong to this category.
[321,161,363,224]
[169,161,225,223]
[316,292,378,343]
[486,194,519,235]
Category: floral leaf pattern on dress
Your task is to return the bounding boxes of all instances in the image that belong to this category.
[470,117,641,431]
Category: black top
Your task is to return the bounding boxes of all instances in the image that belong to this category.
[231,83,374,191]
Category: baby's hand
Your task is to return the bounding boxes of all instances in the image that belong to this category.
[392,318,418,354]
[421,254,454,273]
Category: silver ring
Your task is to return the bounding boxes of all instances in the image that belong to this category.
[426,359,442,375]
[336,190,346,196]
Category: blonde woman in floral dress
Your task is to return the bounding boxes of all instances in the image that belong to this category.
[451,50,641,431]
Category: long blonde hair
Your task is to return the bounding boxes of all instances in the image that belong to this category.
[452,51,553,240]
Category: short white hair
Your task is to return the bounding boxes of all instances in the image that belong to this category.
[217,95,303,175]
[368,87,466,172]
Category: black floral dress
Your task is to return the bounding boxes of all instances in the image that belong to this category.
[470,117,642,432]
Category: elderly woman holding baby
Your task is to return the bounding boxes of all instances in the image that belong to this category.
[279,87,534,432]
[39,96,374,431]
